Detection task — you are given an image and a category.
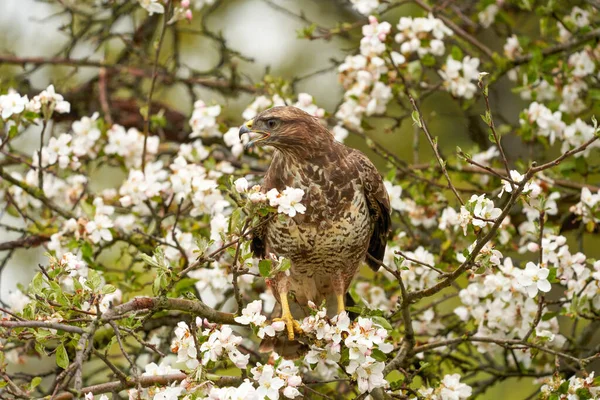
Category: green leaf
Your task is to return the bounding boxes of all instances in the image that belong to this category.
[8,124,18,139]
[229,207,243,234]
[346,306,365,314]
[173,278,198,293]
[140,253,160,269]
[56,344,69,369]
[86,269,102,291]
[278,258,291,272]
[371,348,388,362]
[421,54,436,67]
[451,46,463,61]
[480,112,491,126]
[81,241,93,262]
[101,284,117,294]
[411,110,422,128]
[372,316,393,331]
[297,23,317,39]
[30,272,44,295]
[139,105,149,119]
[30,377,42,390]
[339,347,350,365]
[259,260,272,277]
[80,201,95,218]
[576,388,592,400]
[557,379,569,394]
[541,311,557,321]
[150,111,166,128]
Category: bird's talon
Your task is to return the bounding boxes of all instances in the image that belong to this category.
[273,315,302,341]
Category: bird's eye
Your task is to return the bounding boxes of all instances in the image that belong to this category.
[266,119,278,129]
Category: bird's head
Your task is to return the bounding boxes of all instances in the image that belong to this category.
[239,106,333,156]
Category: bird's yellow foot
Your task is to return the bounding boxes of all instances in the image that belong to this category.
[273,314,302,341]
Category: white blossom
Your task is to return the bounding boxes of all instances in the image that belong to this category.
[267,187,306,217]
[350,0,379,15]
[503,35,522,60]
[0,90,28,120]
[234,300,266,325]
[105,125,159,168]
[478,4,499,28]
[138,0,164,14]
[189,100,221,138]
[234,177,249,193]
[569,49,596,78]
[395,14,452,57]
[170,321,199,369]
[28,84,70,116]
[86,214,113,244]
[516,262,552,298]
[439,56,480,99]
[440,373,472,399]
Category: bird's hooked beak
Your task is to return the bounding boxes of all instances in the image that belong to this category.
[239,119,270,149]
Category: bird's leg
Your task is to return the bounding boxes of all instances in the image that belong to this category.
[273,291,302,341]
[333,274,347,315]
[336,293,345,315]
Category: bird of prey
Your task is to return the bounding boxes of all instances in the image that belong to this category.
[239,106,391,343]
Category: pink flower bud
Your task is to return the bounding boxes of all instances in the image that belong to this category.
[527,243,540,252]
[181,0,190,7]
[185,9,193,21]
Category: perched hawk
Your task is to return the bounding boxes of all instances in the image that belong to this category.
[239,106,391,344]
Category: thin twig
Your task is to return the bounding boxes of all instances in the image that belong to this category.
[37,120,48,189]
[409,95,464,206]
[478,79,512,180]
[141,1,172,171]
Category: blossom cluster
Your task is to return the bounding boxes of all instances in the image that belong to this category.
[126,362,184,400]
[349,0,379,15]
[171,318,249,370]
[508,6,599,116]
[415,373,473,400]
[439,56,481,99]
[301,306,392,393]
[478,4,500,28]
[571,187,600,227]
[454,256,563,360]
[529,234,600,314]
[388,246,439,292]
[234,299,285,338]
[190,100,222,138]
[394,14,452,57]
[336,16,394,130]
[0,84,70,121]
[234,177,307,218]
[539,372,600,400]
[234,301,393,394]
[522,103,599,156]
[138,0,203,20]
[206,356,303,400]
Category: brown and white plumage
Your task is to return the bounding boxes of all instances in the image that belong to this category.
[239,106,391,353]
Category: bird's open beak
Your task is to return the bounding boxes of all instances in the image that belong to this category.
[239,119,270,149]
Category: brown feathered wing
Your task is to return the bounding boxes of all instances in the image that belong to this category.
[347,149,391,271]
